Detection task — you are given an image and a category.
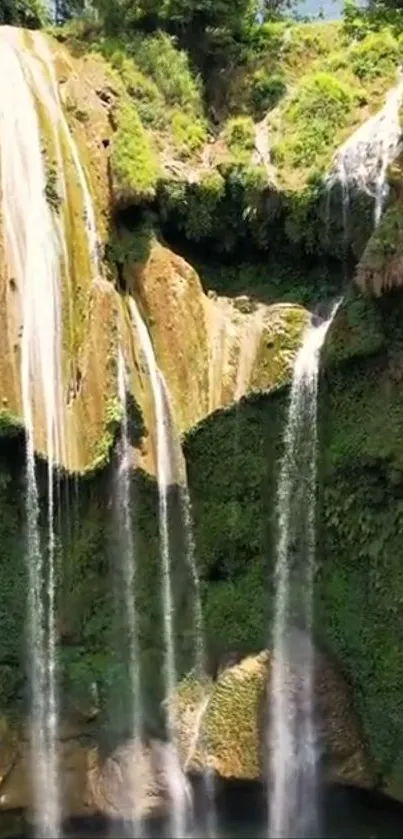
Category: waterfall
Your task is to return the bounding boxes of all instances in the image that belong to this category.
[116,349,143,836]
[164,377,218,839]
[128,298,188,838]
[30,31,100,275]
[0,25,100,837]
[0,28,63,838]
[268,303,339,839]
[328,75,403,228]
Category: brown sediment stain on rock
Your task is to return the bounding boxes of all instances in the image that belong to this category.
[129,242,211,434]
[127,243,307,442]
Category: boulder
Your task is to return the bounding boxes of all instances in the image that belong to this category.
[171,643,374,789]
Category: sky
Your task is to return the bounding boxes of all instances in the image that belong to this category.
[296,0,344,19]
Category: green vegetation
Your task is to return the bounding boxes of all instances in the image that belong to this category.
[224,116,255,162]
[317,290,403,791]
[44,163,62,213]
[89,396,123,472]
[274,73,357,169]
[356,200,403,295]
[170,110,207,158]
[180,285,403,795]
[108,223,154,268]
[249,70,287,119]
[111,101,159,200]
[349,29,400,79]
[0,0,48,27]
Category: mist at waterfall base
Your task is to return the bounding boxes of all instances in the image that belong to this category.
[8,782,403,839]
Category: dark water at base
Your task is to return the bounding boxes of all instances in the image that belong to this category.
[3,784,403,839]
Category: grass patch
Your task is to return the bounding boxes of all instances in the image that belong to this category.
[224,116,255,162]
[129,31,204,115]
[111,101,158,200]
[249,71,287,119]
[273,72,357,170]
[349,30,401,80]
[170,110,207,158]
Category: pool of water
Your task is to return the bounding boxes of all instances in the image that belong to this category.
[3,783,403,839]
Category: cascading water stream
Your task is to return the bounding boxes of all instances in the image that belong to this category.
[328,75,403,229]
[128,298,188,838]
[162,377,217,839]
[0,25,101,838]
[268,303,340,839]
[0,28,63,838]
[116,349,143,836]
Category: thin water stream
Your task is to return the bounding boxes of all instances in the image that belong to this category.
[328,75,403,228]
[129,299,188,838]
[116,350,143,836]
[269,304,340,839]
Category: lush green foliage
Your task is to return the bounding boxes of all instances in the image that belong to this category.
[274,72,356,168]
[111,101,158,199]
[170,109,207,157]
[249,70,287,118]
[129,32,204,114]
[93,33,206,163]
[182,286,403,793]
[224,116,255,161]
[348,29,400,79]
[107,223,154,267]
[344,0,403,40]
[0,0,48,26]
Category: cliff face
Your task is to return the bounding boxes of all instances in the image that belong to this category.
[0,28,308,478]
[2,15,403,827]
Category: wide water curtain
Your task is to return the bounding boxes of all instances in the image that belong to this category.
[269,307,339,839]
[0,27,98,838]
[0,29,64,839]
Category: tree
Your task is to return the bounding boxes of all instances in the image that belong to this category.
[54,0,86,23]
[0,0,49,26]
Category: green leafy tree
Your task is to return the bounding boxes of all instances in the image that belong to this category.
[0,0,49,26]
[55,0,85,23]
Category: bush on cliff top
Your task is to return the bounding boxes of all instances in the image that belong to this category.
[273,72,357,169]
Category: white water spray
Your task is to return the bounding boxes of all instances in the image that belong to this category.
[165,386,218,839]
[30,32,100,276]
[328,76,403,228]
[269,303,340,839]
[0,27,63,838]
[129,298,188,838]
[117,349,143,836]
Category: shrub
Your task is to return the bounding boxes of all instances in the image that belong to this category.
[0,0,48,27]
[111,101,158,199]
[349,30,400,80]
[170,110,207,158]
[183,172,226,240]
[343,0,403,40]
[250,71,286,119]
[273,72,356,168]
[129,32,204,115]
[93,39,167,128]
[224,116,255,162]
[108,224,154,267]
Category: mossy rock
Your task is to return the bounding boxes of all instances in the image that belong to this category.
[172,649,372,787]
